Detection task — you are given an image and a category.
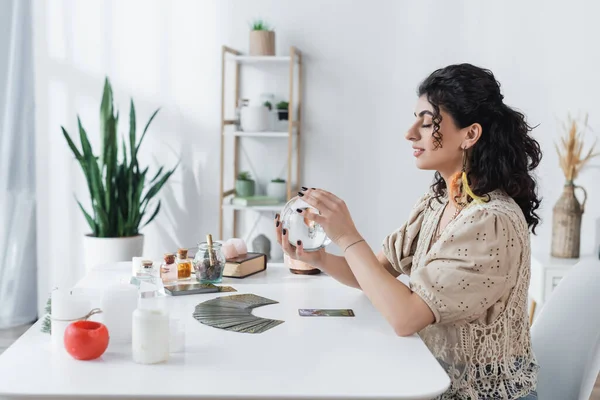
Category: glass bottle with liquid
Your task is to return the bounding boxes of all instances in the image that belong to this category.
[160,253,178,284]
[177,248,192,281]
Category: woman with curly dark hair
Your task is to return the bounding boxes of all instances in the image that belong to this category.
[276,63,540,399]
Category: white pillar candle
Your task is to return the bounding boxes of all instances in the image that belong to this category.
[51,289,91,352]
[131,256,144,277]
[132,308,170,364]
[100,283,138,345]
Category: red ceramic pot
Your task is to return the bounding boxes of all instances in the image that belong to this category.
[64,320,109,360]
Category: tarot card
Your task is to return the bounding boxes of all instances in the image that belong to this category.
[298,309,355,317]
[252,319,284,333]
[206,317,262,329]
[227,318,272,333]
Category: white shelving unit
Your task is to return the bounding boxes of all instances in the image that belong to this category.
[219,45,303,243]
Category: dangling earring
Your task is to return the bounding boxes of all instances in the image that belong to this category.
[460,147,489,205]
[449,147,469,208]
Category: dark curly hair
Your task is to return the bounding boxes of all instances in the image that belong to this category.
[418,63,542,233]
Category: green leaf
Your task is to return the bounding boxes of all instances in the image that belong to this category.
[76,198,97,235]
[150,166,164,183]
[141,200,161,228]
[94,204,110,237]
[129,99,136,163]
[78,117,94,159]
[141,165,177,204]
[61,126,83,161]
[100,78,114,165]
[135,108,160,157]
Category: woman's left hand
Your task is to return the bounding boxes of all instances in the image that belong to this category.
[297,188,363,250]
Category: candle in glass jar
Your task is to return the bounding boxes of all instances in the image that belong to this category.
[51,289,91,351]
[132,308,170,364]
[100,283,138,345]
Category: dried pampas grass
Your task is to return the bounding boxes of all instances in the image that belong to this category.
[555,113,599,182]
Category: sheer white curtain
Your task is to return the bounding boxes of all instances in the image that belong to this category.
[0,0,37,329]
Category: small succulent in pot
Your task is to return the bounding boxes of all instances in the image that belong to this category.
[235,171,256,197]
[276,101,289,121]
[266,177,287,202]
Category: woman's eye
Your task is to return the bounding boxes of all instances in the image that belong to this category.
[421,124,432,128]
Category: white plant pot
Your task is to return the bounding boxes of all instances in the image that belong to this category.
[240,106,269,132]
[83,234,145,272]
[266,182,288,202]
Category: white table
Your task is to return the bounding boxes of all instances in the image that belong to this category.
[0,263,450,399]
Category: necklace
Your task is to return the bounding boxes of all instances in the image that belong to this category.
[433,203,462,242]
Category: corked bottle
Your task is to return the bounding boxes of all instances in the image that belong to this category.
[176,248,192,281]
[160,253,177,284]
[551,182,587,258]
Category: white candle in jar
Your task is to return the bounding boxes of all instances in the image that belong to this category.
[100,283,138,345]
[51,289,91,351]
[132,308,169,364]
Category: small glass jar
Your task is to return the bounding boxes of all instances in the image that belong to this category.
[160,253,178,284]
[177,248,192,281]
[193,242,226,283]
[137,260,157,281]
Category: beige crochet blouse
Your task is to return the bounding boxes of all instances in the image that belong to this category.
[383,190,538,399]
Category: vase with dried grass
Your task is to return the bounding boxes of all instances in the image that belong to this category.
[552,114,599,258]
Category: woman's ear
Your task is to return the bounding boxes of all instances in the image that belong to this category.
[462,123,482,149]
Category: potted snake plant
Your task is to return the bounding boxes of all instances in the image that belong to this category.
[61,78,178,272]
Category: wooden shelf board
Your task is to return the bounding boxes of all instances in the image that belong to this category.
[222,203,285,212]
[229,131,291,138]
[228,55,295,64]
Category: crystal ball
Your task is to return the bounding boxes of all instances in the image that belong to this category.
[280,196,331,252]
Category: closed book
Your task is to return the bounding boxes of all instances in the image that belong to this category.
[231,196,281,206]
[223,253,267,278]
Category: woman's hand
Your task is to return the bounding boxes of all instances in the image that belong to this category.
[296,188,363,251]
[275,213,326,266]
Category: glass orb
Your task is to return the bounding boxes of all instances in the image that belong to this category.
[280,196,331,252]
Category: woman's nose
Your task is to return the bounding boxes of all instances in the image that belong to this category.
[405,122,419,142]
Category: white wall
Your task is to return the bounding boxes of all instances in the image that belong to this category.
[33,0,600,313]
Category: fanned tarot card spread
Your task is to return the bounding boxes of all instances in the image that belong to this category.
[193,294,283,334]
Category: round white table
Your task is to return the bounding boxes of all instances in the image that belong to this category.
[0,263,450,399]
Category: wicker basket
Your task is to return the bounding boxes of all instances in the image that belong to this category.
[551,182,587,258]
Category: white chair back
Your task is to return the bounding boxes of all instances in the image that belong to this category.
[531,258,600,400]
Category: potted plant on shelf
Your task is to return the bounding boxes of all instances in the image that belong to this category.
[62,78,178,272]
[266,178,287,202]
[235,171,256,197]
[249,19,275,56]
[276,101,289,121]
